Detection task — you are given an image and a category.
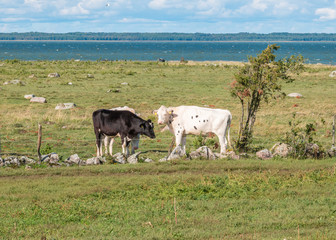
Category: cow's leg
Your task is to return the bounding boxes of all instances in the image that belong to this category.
[94,130,102,157]
[218,134,227,154]
[109,138,114,156]
[99,135,104,156]
[104,136,109,155]
[181,135,187,154]
[121,136,130,156]
[175,132,183,149]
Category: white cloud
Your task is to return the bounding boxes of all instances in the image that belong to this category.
[315,1,336,21]
[118,17,169,23]
[60,3,90,15]
[148,0,194,10]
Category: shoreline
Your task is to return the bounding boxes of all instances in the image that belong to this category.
[1,39,336,43]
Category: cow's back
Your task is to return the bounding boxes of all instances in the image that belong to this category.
[173,106,231,134]
[93,109,134,134]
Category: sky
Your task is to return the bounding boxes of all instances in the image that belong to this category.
[1,0,336,33]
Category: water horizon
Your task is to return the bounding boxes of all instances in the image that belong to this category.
[1,40,335,65]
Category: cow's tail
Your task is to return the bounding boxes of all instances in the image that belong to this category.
[227,113,232,149]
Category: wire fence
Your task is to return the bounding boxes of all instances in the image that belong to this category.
[0,135,177,159]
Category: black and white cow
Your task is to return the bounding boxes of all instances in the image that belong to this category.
[92,109,155,157]
[104,106,140,156]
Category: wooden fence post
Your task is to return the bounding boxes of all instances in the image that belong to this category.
[37,124,42,161]
[333,115,335,148]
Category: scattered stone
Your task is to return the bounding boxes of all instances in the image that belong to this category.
[86,156,106,165]
[328,146,336,157]
[271,143,293,158]
[68,82,73,85]
[24,94,35,99]
[158,58,165,62]
[256,149,273,160]
[144,158,153,163]
[287,93,303,98]
[25,165,32,170]
[305,143,321,158]
[40,153,61,166]
[190,146,216,160]
[329,71,336,77]
[19,156,36,165]
[48,73,60,78]
[55,103,76,110]
[107,89,120,93]
[87,74,94,78]
[112,153,126,164]
[65,154,84,165]
[159,157,168,162]
[167,146,186,160]
[2,156,20,167]
[121,82,128,85]
[28,74,36,78]
[3,80,25,85]
[30,97,47,103]
[127,152,142,164]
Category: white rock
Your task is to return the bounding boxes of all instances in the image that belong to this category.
[287,93,303,98]
[271,143,293,157]
[329,71,336,77]
[48,73,60,78]
[127,152,142,164]
[167,146,186,160]
[144,158,153,163]
[55,103,76,110]
[121,82,128,85]
[3,80,25,85]
[65,154,83,165]
[190,146,216,160]
[86,156,106,165]
[256,149,273,160]
[30,97,47,103]
[24,94,35,99]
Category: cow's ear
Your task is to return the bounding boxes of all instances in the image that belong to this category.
[140,123,145,129]
[167,108,174,115]
[153,110,158,116]
[147,119,154,128]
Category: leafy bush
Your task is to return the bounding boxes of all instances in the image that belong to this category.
[283,113,319,158]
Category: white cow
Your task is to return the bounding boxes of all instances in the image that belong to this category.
[155,105,232,154]
[104,106,140,156]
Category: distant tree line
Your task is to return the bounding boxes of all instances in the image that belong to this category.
[1,32,336,41]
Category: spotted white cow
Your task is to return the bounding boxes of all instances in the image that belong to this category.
[104,106,140,156]
[154,105,232,154]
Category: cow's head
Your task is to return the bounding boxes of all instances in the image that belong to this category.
[154,105,174,125]
[140,119,156,139]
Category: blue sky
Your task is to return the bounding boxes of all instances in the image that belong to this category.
[1,0,336,33]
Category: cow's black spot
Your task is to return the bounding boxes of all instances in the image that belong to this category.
[178,130,180,133]
[194,126,197,130]
[196,115,198,118]
[203,120,206,122]
[191,116,193,119]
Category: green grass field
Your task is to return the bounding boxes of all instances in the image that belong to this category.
[1,59,336,239]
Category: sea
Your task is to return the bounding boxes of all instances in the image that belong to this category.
[1,41,336,65]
